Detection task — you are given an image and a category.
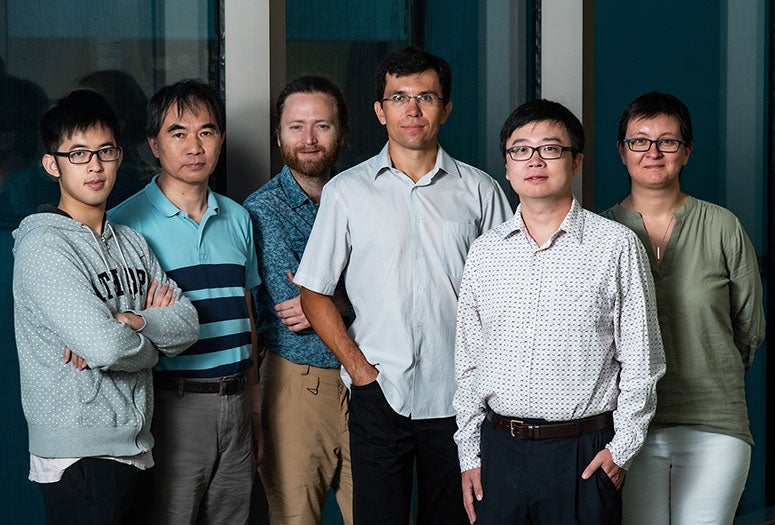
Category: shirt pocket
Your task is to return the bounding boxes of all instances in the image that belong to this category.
[442,221,479,279]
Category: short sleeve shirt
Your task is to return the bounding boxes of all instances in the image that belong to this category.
[294,144,512,418]
[109,175,260,378]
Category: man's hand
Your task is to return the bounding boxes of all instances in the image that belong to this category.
[274,296,309,332]
[114,311,145,331]
[63,346,88,371]
[350,363,379,386]
[461,467,483,524]
[581,448,626,489]
[273,272,311,332]
[145,280,176,309]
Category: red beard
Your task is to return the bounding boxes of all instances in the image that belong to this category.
[281,141,341,179]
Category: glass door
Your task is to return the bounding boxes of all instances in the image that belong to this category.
[0,2,221,522]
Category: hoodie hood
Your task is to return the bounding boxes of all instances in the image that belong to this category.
[14,211,140,301]
[14,209,100,247]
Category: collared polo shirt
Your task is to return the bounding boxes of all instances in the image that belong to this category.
[109,175,260,378]
[294,144,511,419]
[243,166,340,368]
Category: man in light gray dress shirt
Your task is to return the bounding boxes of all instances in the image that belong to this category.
[294,47,511,524]
[453,99,665,524]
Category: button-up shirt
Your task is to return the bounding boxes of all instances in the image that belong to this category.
[453,198,665,471]
[243,166,341,368]
[294,144,511,419]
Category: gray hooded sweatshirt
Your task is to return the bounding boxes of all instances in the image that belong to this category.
[13,208,199,459]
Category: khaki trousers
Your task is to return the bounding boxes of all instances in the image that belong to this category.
[259,351,353,525]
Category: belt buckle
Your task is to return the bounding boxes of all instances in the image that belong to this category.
[509,419,524,438]
[509,419,539,440]
[219,375,243,395]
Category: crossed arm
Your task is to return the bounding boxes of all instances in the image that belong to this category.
[64,279,177,370]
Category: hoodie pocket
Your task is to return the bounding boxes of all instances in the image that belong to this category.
[76,371,103,404]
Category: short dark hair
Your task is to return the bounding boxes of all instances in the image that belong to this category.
[274,76,350,138]
[374,46,452,103]
[40,89,121,153]
[617,92,693,144]
[146,79,225,138]
[499,99,585,158]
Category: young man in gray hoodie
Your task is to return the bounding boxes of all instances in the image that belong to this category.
[12,89,199,525]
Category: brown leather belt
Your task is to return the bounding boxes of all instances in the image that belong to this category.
[154,374,246,395]
[487,411,613,440]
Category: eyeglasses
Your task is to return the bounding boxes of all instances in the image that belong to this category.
[505,144,574,162]
[380,93,447,107]
[50,147,122,165]
[621,138,686,153]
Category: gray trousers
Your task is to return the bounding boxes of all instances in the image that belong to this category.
[145,386,255,525]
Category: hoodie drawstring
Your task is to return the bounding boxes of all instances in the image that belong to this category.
[87,227,112,276]
[107,223,137,299]
[88,223,138,299]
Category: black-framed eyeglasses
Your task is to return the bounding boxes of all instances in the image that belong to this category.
[50,146,122,165]
[380,93,447,107]
[505,144,574,162]
[621,138,686,153]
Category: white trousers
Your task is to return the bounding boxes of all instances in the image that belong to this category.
[622,426,751,525]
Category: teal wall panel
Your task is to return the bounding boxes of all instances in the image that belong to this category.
[593,1,722,211]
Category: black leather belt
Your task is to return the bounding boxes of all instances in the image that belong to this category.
[487,411,613,440]
[154,374,246,395]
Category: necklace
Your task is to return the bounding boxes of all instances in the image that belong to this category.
[625,194,683,262]
[651,215,674,261]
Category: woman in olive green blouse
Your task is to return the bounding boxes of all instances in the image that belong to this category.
[603,92,765,525]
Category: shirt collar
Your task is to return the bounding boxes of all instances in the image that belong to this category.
[499,196,585,244]
[145,174,219,217]
[278,165,313,209]
[370,142,459,181]
[558,197,584,243]
[611,194,694,224]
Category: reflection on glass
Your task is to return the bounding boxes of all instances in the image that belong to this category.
[0,2,219,523]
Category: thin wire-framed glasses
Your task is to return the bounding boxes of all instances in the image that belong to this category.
[381,93,447,107]
[621,138,686,153]
[50,147,122,165]
[505,144,574,162]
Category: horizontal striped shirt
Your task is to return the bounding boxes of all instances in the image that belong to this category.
[109,175,260,378]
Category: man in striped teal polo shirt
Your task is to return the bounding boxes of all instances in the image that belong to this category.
[110,79,261,524]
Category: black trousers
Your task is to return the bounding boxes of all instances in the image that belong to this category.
[348,380,467,525]
[38,458,142,525]
[476,418,622,524]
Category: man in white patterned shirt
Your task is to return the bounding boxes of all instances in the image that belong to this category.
[453,99,665,524]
